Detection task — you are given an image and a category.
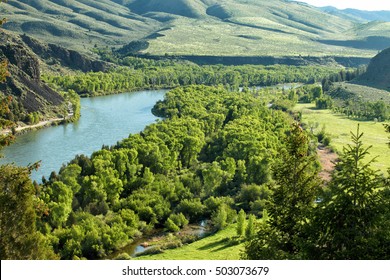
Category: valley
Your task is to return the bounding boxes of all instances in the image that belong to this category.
[1,0,390,263]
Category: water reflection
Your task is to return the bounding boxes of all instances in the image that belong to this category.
[0,90,167,182]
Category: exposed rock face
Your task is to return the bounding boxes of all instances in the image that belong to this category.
[21,35,109,72]
[0,30,64,115]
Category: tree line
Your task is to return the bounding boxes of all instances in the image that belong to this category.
[42,63,343,97]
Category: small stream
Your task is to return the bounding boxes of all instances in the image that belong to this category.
[110,220,209,259]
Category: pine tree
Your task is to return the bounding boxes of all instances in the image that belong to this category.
[244,123,321,259]
[311,125,390,259]
[268,123,321,252]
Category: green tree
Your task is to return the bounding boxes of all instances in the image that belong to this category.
[0,165,57,259]
[211,204,228,231]
[245,214,256,239]
[236,209,246,237]
[309,125,390,259]
[244,123,321,259]
[268,123,320,249]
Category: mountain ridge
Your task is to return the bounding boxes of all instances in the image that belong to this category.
[1,0,390,58]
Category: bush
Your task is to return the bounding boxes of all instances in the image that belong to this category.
[114,253,132,260]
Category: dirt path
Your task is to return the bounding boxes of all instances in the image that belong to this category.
[0,117,66,135]
[317,145,339,182]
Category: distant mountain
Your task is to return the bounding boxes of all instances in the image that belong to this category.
[356,47,390,90]
[1,0,390,58]
[320,6,390,22]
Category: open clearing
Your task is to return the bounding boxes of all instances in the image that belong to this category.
[295,103,389,173]
[137,224,244,260]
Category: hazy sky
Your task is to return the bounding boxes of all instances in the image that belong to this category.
[299,0,390,11]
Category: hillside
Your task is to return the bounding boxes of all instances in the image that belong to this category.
[0,30,107,125]
[355,47,390,90]
[1,0,390,58]
[0,30,66,123]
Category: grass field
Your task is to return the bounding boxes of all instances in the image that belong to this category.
[136,224,245,260]
[295,103,390,173]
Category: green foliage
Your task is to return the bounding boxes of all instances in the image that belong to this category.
[245,214,256,239]
[165,213,189,232]
[315,96,333,109]
[309,126,390,259]
[0,164,57,259]
[325,82,390,121]
[245,125,390,260]
[244,123,321,259]
[236,209,246,237]
[43,64,342,97]
[165,218,180,232]
[0,96,14,149]
[211,205,228,231]
[238,184,272,215]
[31,85,295,259]
[316,126,332,146]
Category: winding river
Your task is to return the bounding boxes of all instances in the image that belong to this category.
[0,90,167,182]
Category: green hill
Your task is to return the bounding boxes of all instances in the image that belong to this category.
[1,0,390,58]
[128,0,207,19]
[356,47,390,90]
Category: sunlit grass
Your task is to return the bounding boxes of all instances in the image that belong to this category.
[137,224,245,260]
[295,103,389,173]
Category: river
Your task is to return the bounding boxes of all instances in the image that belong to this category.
[0,90,167,182]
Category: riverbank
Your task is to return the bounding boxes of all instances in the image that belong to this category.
[0,90,166,183]
[0,115,72,136]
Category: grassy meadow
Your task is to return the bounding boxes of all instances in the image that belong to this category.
[136,224,245,260]
[295,103,390,173]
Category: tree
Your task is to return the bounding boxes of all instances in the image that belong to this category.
[244,123,321,259]
[309,125,390,259]
[236,209,246,237]
[211,204,228,231]
[269,123,321,246]
[245,214,256,239]
[0,165,57,259]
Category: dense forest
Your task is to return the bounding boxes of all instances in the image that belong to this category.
[1,82,389,259]
[42,63,344,97]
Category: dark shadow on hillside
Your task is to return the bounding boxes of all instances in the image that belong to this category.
[198,239,226,251]
[318,36,390,50]
[226,19,292,35]
[211,239,241,252]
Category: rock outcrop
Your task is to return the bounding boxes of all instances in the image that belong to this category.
[20,35,109,73]
[0,30,65,118]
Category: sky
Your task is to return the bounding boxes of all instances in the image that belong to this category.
[298,0,390,11]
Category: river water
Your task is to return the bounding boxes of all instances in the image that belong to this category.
[0,90,167,182]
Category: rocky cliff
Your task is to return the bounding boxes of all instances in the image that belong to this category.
[0,30,65,121]
[20,35,109,73]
